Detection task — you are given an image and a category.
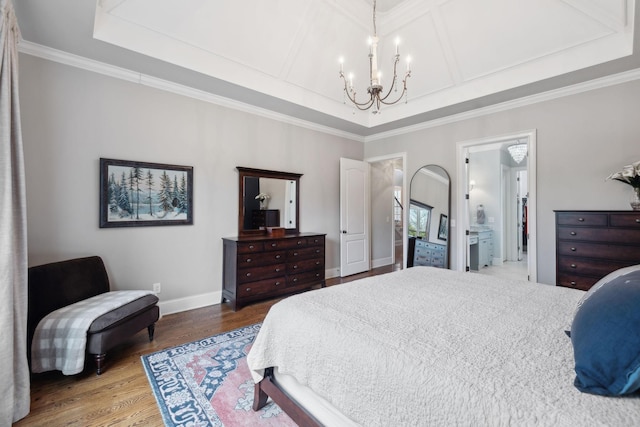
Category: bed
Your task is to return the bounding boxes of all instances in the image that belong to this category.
[247,266,640,426]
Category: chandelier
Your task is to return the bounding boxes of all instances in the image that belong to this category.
[339,0,411,114]
[508,143,528,164]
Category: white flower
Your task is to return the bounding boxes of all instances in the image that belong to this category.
[255,192,270,201]
[607,160,640,188]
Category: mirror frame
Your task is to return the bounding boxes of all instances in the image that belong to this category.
[237,167,302,236]
[409,164,451,268]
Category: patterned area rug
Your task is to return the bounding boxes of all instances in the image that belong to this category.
[141,324,296,426]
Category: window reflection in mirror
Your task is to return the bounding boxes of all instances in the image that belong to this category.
[409,200,432,239]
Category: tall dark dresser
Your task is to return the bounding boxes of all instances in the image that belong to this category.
[555,210,640,291]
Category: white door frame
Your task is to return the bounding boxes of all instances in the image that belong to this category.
[456,130,537,282]
[365,152,407,268]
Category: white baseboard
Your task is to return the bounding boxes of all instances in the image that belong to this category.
[157,267,340,315]
[325,267,340,279]
[372,257,393,269]
[493,257,504,266]
[158,291,221,316]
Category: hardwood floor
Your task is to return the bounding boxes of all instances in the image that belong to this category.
[15,265,398,427]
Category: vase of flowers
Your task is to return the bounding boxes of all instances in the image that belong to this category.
[255,192,270,210]
[606,160,640,210]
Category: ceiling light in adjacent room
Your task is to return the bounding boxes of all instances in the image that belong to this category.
[508,143,528,164]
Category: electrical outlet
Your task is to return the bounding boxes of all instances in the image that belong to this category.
[153,282,161,294]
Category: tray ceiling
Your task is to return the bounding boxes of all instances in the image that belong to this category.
[14,0,638,136]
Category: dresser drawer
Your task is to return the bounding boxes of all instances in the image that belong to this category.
[288,246,323,260]
[288,270,324,288]
[237,242,265,254]
[609,213,640,228]
[237,276,286,298]
[556,212,607,226]
[557,227,640,243]
[288,258,324,273]
[557,241,640,261]
[557,257,630,278]
[556,273,598,291]
[238,263,286,283]
[238,251,285,266]
[307,235,325,246]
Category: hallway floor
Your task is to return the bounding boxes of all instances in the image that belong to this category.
[474,258,528,282]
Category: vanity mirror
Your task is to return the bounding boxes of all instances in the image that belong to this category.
[408,165,451,268]
[237,167,302,236]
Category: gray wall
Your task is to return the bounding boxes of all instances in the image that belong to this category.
[19,54,363,313]
[365,79,640,285]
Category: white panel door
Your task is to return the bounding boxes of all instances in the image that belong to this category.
[340,158,370,277]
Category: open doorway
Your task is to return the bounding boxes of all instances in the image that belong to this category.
[456,131,537,282]
[367,153,406,271]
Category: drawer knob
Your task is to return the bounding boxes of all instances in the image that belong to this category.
[246,258,252,262]
[578,217,584,222]
[275,254,281,259]
[570,231,577,236]
[316,261,320,265]
[249,245,255,249]
[297,241,303,245]
[570,281,576,286]
[293,265,298,269]
[275,268,281,272]
[246,272,252,277]
[275,281,281,286]
[636,219,640,223]
[570,264,577,269]
[293,252,298,256]
[271,243,277,247]
[570,247,576,252]
[245,287,251,292]
[293,278,298,282]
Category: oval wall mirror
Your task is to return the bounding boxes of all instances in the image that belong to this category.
[408,164,451,269]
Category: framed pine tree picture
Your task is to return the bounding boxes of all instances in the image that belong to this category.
[99,158,193,228]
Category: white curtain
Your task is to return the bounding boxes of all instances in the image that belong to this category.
[0,0,30,423]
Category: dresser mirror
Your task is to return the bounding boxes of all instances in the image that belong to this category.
[237,167,302,236]
[408,164,451,268]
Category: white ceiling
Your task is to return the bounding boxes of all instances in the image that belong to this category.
[13,0,639,137]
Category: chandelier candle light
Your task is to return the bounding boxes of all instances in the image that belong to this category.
[339,0,411,113]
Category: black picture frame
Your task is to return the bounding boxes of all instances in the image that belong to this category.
[438,214,448,241]
[99,158,193,228]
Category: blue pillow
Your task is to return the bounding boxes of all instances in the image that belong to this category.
[571,269,640,395]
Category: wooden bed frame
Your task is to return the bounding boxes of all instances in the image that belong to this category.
[253,367,323,427]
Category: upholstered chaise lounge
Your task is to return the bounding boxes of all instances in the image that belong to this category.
[27,256,159,375]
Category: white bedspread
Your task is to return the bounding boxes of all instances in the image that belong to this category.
[31,290,153,375]
[247,267,640,426]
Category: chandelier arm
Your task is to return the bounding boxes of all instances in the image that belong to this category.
[379,74,410,105]
[340,72,376,109]
[378,55,401,102]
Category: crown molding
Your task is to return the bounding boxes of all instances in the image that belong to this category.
[17,40,640,145]
[17,40,366,143]
[364,66,640,142]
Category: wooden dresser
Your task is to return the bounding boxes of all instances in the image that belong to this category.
[555,210,640,291]
[222,233,325,310]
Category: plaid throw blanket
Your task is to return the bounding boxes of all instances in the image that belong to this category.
[31,290,153,375]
